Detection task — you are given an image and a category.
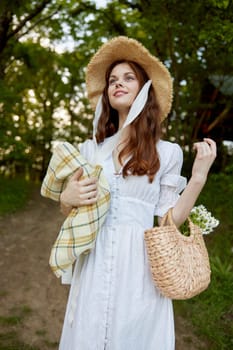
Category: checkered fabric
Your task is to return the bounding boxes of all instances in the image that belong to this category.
[41,142,110,280]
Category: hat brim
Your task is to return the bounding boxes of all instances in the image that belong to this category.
[86,36,173,122]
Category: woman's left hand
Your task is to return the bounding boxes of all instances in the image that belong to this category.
[191,138,217,183]
[171,138,216,227]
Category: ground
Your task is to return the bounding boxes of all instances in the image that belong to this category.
[0,187,206,349]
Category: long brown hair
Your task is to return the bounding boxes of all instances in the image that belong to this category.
[95,60,161,183]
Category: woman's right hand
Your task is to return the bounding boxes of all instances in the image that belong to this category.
[60,167,98,214]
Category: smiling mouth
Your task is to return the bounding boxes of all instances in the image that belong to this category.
[114,91,127,97]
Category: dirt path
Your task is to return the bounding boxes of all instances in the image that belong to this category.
[0,188,205,349]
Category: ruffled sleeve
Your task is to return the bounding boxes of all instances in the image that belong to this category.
[154,142,187,217]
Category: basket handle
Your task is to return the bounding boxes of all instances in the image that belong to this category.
[160,208,174,227]
[160,208,193,229]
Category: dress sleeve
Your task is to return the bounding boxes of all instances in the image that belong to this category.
[154,143,187,217]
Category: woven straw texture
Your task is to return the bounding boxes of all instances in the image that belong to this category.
[86,36,173,122]
[144,209,211,300]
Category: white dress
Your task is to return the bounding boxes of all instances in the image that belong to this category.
[59,139,186,350]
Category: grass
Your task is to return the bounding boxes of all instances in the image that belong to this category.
[0,172,232,348]
[0,176,58,350]
[0,305,39,350]
[0,331,39,350]
[0,305,32,328]
[0,305,58,350]
[174,171,233,349]
[0,177,32,215]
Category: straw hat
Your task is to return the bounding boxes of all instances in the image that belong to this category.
[86,36,173,121]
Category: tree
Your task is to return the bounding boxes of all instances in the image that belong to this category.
[0,0,232,178]
[0,0,94,178]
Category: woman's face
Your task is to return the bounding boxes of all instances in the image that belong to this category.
[107,63,140,118]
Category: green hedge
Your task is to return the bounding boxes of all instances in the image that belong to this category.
[0,177,32,215]
[174,171,233,349]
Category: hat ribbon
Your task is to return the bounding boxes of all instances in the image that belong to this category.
[93,80,152,164]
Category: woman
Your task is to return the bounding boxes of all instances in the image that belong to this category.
[58,37,216,349]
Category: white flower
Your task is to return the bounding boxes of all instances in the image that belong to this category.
[190,205,219,235]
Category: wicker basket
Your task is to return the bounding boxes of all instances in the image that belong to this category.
[144,209,211,300]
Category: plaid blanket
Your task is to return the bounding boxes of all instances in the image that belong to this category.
[41,142,110,281]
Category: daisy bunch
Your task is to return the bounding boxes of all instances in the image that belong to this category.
[181,205,219,236]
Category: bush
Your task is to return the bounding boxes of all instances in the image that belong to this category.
[174,172,233,349]
[0,177,32,215]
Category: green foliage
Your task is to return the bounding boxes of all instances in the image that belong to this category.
[0,177,31,215]
[176,260,233,349]
[0,0,232,178]
[174,172,233,349]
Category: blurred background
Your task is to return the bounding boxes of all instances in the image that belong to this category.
[0,1,232,349]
